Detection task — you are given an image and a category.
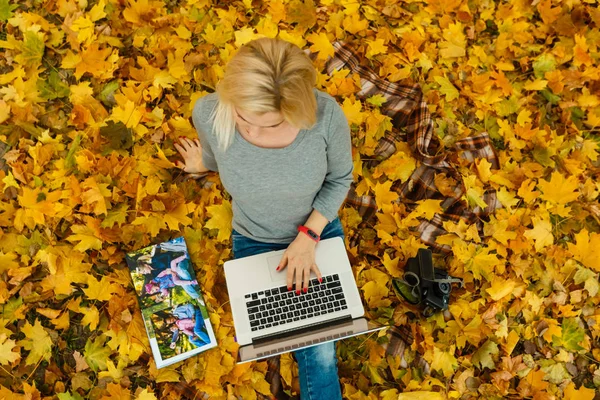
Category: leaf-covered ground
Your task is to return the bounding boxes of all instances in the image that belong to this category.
[1,0,599,399]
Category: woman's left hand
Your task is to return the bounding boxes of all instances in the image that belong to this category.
[277,234,322,294]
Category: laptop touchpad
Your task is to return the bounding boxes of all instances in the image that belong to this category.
[267,255,287,283]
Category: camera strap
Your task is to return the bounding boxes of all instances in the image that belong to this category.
[417,248,435,282]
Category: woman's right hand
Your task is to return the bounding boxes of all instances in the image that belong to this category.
[174,137,210,174]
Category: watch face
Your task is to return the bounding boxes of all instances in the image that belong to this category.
[308,231,318,239]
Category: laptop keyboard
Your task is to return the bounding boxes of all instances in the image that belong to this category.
[244,274,348,332]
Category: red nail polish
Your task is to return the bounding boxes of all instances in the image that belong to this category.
[276,266,280,271]
[318,278,322,283]
[287,286,292,291]
[296,290,300,295]
[303,287,308,294]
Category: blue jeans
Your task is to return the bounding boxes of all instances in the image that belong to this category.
[231,218,344,400]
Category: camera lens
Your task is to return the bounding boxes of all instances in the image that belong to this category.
[438,282,450,295]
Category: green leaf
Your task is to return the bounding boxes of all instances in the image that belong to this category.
[38,70,70,100]
[553,318,585,351]
[541,89,560,105]
[99,80,120,107]
[363,363,386,384]
[541,361,571,384]
[495,96,519,117]
[1,297,24,323]
[101,203,129,228]
[18,31,45,67]
[484,116,501,140]
[0,0,17,21]
[574,267,595,285]
[65,134,82,169]
[532,53,557,79]
[532,146,554,168]
[99,121,133,150]
[57,392,85,400]
[472,340,499,370]
[434,76,459,101]
[366,94,387,107]
[84,336,112,372]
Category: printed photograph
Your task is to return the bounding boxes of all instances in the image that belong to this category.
[149,302,212,358]
[125,237,217,367]
[127,237,202,308]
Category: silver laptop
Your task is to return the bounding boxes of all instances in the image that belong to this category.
[224,236,386,363]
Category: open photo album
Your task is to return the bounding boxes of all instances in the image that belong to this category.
[125,237,217,368]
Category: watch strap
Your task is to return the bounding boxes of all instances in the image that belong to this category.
[297,225,320,242]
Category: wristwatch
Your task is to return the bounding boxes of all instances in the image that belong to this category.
[297,225,320,242]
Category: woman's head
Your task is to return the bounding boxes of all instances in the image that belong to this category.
[144,281,159,294]
[212,37,318,151]
[136,261,153,275]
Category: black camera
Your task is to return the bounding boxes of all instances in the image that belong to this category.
[392,248,463,317]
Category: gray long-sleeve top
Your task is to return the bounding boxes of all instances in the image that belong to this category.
[191,88,353,244]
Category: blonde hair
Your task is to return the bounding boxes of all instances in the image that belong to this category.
[211,38,318,151]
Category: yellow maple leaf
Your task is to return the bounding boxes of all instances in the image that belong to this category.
[382,252,402,278]
[82,177,110,215]
[307,32,335,60]
[373,148,416,182]
[234,27,257,47]
[71,16,95,45]
[0,252,19,275]
[517,179,540,203]
[205,201,233,242]
[89,0,107,22]
[340,97,365,125]
[74,43,117,80]
[398,392,445,400]
[484,217,517,246]
[168,49,187,80]
[366,38,387,59]
[563,381,595,400]
[361,268,390,308]
[524,216,554,252]
[537,172,580,204]
[0,100,10,124]
[110,99,144,128]
[412,199,443,220]
[430,345,458,377]
[136,388,158,400]
[18,319,53,366]
[567,229,600,272]
[84,276,118,301]
[579,139,599,162]
[523,79,548,91]
[463,175,488,209]
[343,13,369,34]
[0,334,20,365]
[80,306,100,331]
[164,204,193,231]
[434,76,459,101]
[66,224,103,252]
[485,278,516,301]
[374,181,399,213]
[439,23,466,58]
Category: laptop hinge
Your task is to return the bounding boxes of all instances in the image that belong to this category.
[251,314,353,345]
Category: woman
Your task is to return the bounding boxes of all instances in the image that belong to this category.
[175,37,352,400]
[143,268,200,299]
[168,305,210,349]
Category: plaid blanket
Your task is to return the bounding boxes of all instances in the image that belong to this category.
[317,42,500,255]
[171,40,500,399]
